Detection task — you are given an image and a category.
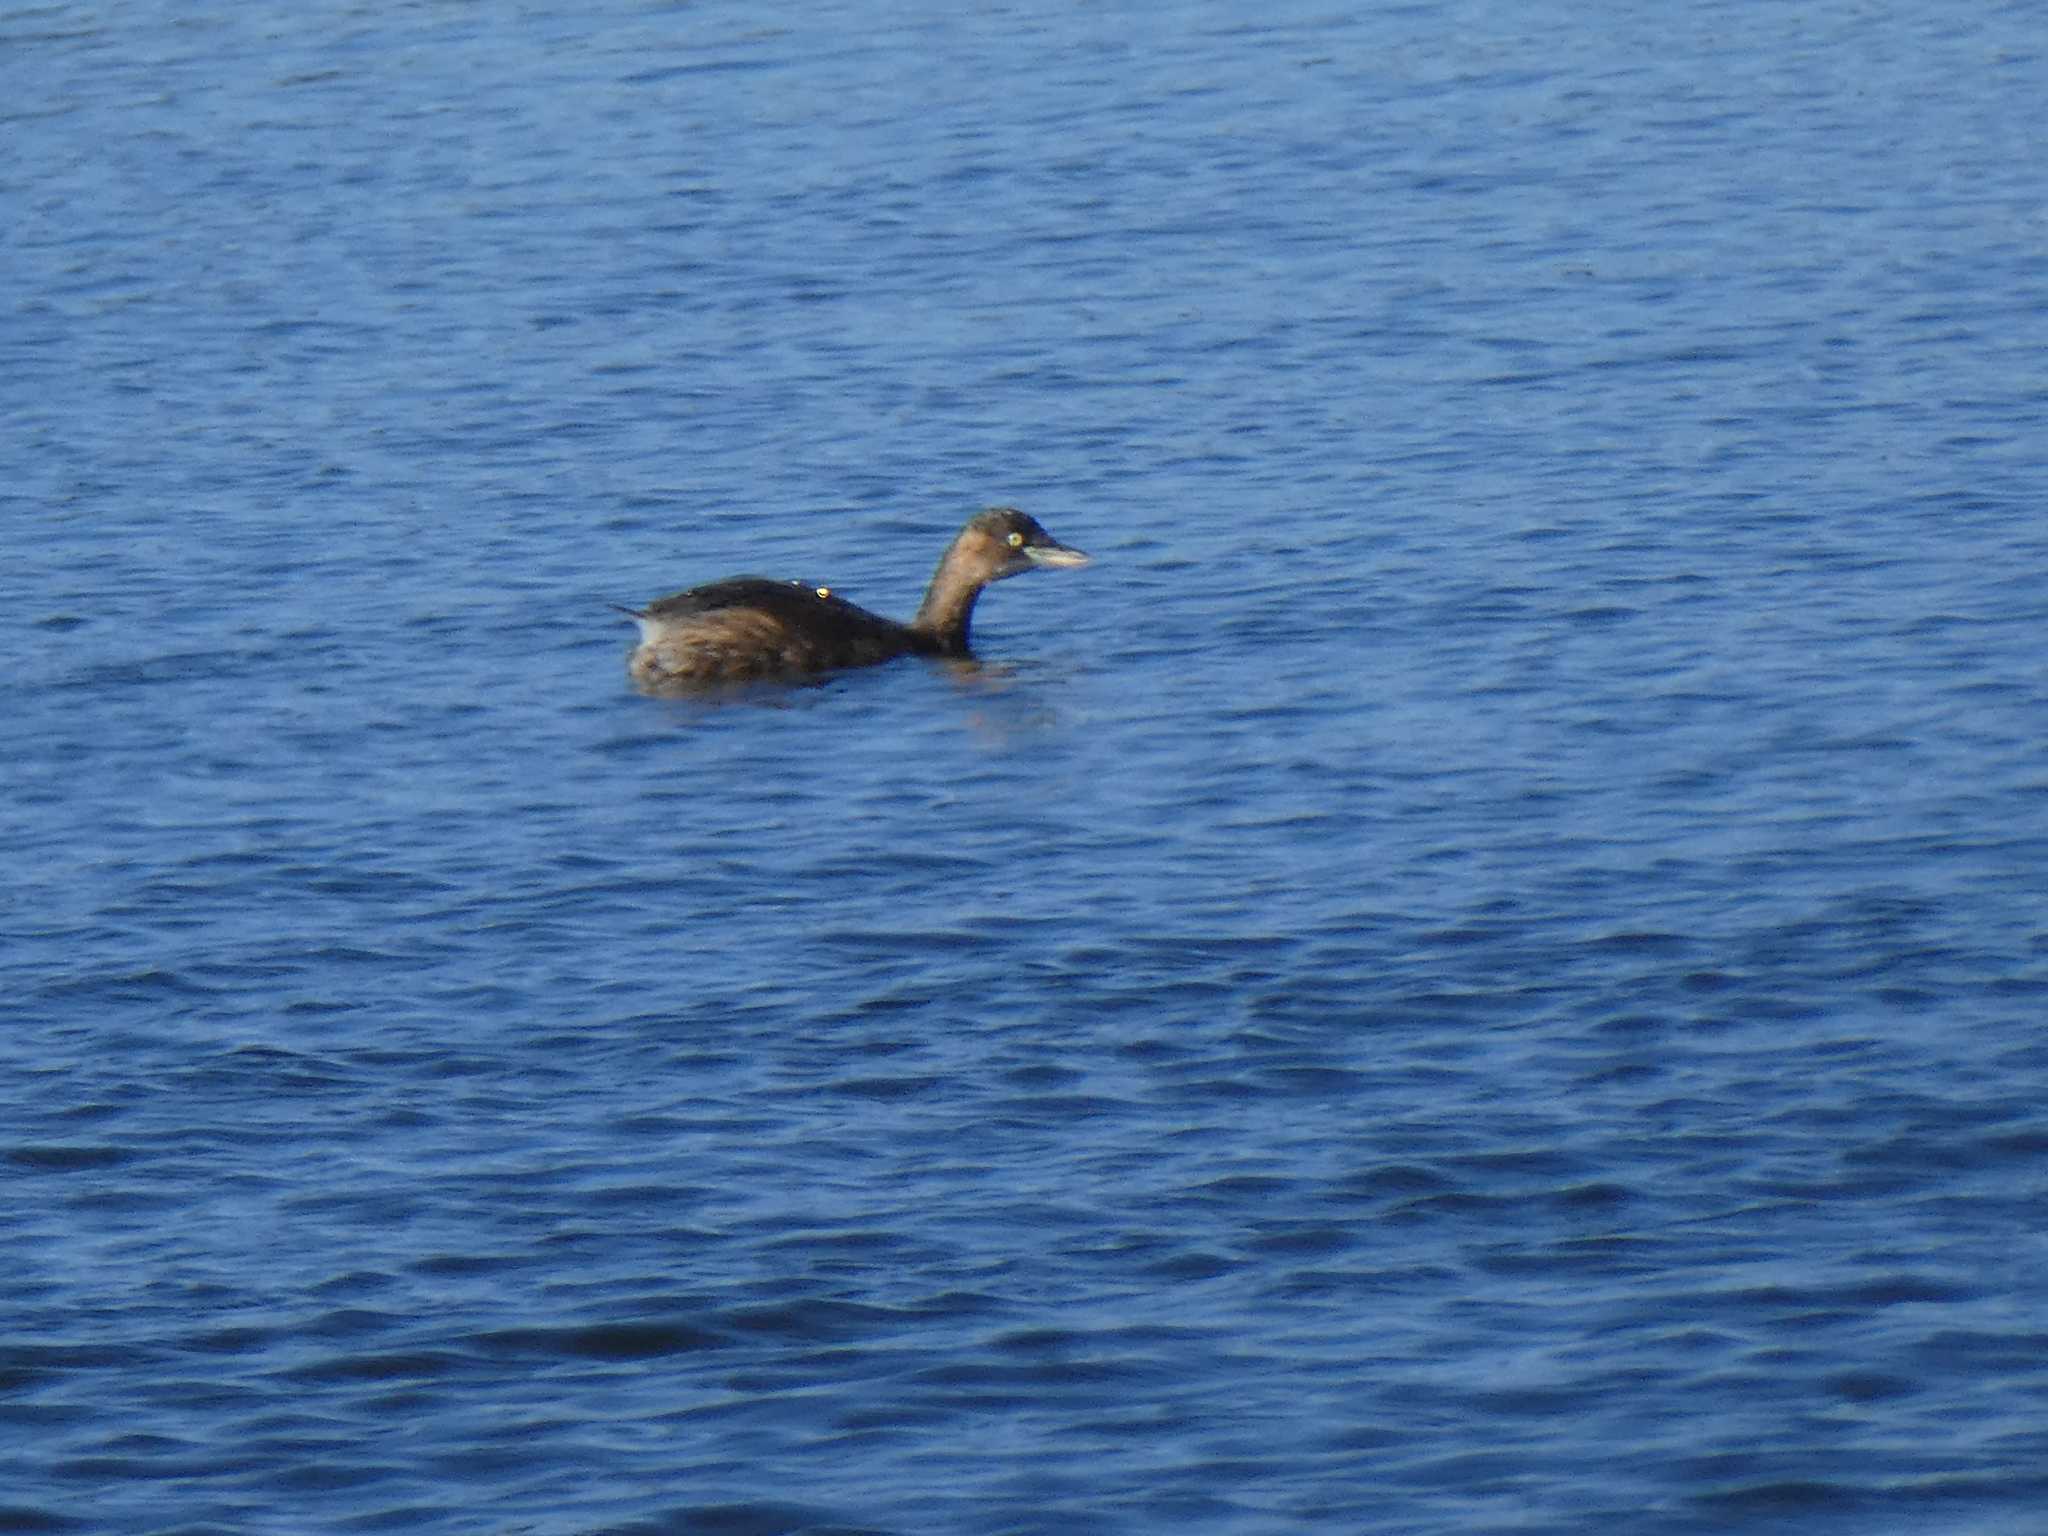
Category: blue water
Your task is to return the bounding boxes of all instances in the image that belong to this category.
[7,2,2048,1532]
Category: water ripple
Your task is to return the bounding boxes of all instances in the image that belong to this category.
[6,1,2048,1533]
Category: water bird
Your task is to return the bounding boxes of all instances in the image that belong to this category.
[618,507,1090,689]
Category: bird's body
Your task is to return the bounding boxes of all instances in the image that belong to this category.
[626,578,926,681]
[620,507,1088,690]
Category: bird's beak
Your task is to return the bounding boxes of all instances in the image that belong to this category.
[1023,539,1090,570]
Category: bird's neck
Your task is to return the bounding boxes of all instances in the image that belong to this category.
[908,544,987,654]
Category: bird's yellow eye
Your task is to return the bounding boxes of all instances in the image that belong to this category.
[1007,531,1025,548]
[814,586,831,599]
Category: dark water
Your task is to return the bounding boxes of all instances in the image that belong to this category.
[7,2,2048,1532]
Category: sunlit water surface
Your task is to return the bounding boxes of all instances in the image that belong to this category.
[6,2,2048,1532]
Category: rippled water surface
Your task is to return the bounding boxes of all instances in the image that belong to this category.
[8,2,2048,1532]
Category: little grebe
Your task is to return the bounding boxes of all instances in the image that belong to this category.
[620,506,1089,688]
